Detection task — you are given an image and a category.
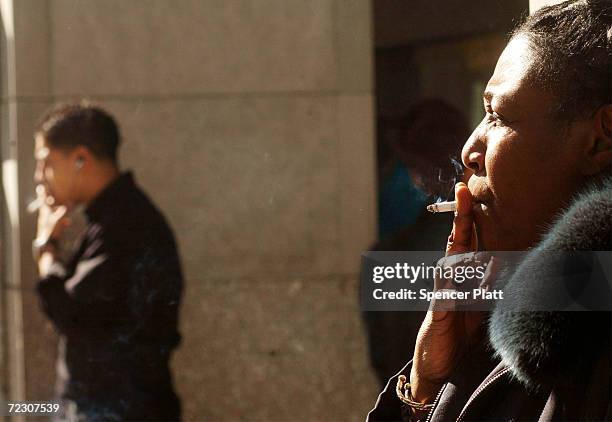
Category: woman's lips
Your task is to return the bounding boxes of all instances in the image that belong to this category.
[472,198,494,217]
[469,190,491,204]
[471,194,491,212]
[467,178,492,207]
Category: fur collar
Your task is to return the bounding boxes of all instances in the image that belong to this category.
[488,176,612,390]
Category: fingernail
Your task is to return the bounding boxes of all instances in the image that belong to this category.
[431,310,450,321]
[480,256,499,288]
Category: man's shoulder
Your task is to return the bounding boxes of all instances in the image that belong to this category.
[115,182,172,227]
[93,183,178,255]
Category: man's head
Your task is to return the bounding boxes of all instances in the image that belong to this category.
[462,0,612,251]
[34,102,121,207]
[395,99,471,199]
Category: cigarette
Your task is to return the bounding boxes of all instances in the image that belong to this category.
[27,185,54,214]
[27,197,44,214]
[426,201,457,213]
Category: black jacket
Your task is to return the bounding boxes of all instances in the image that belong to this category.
[37,172,183,421]
[368,176,612,421]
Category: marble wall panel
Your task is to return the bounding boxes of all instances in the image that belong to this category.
[20,289,58,402]
[335,0,374,93]
[174,274,378,421]
[6,1,378,418]
[102,97,346,280]
[49,0,336,96]
[336,94,376,274]
[13,0,52,96]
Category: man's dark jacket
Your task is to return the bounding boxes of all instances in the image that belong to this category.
[367,176,612,421]
[37,172,183,421]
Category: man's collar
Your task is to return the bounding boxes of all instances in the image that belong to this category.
[85,171,135,221]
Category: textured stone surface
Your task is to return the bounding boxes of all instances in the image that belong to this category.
[336,95,377,274]
[174,275,378,421]
[14,0,52,96]
[20,289,58,402]
[335,0,374,93]
[50,0,336,95]
[7,1,379,419]
[103,97,344,280]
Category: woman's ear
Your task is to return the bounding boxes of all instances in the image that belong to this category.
[583,104,612,175]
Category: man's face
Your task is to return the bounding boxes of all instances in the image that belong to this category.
[462,36,588,251]
[34,135,78,206]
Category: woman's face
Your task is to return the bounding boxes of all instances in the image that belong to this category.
[461,36,591,251]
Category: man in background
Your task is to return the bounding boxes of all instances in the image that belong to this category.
[33,102,183,421]
[364,99,471,386]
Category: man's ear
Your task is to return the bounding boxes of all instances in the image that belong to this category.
[583,104,612,175]
[72,145,91,170]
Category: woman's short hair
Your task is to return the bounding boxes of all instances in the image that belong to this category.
[512,0,611,123]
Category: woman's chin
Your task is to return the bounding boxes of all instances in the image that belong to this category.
[473,212,498,251]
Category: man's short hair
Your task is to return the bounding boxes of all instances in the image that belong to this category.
[35,102,121,163]
[512,0,611,123]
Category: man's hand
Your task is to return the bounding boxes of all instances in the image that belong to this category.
[34,200,71,276]
[36,202,69,246]
[409,183,489,407]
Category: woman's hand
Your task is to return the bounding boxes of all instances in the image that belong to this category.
[409,183,488,405]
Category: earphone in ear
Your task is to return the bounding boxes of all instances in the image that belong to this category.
[75,158,84,170]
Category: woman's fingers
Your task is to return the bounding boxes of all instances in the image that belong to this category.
[446,183,475,255]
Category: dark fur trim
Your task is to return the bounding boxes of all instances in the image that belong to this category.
[488,176,612,390]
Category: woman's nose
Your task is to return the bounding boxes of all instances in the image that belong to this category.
[461,127,486,174]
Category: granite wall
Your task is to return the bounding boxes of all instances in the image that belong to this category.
[1,1,378,420]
